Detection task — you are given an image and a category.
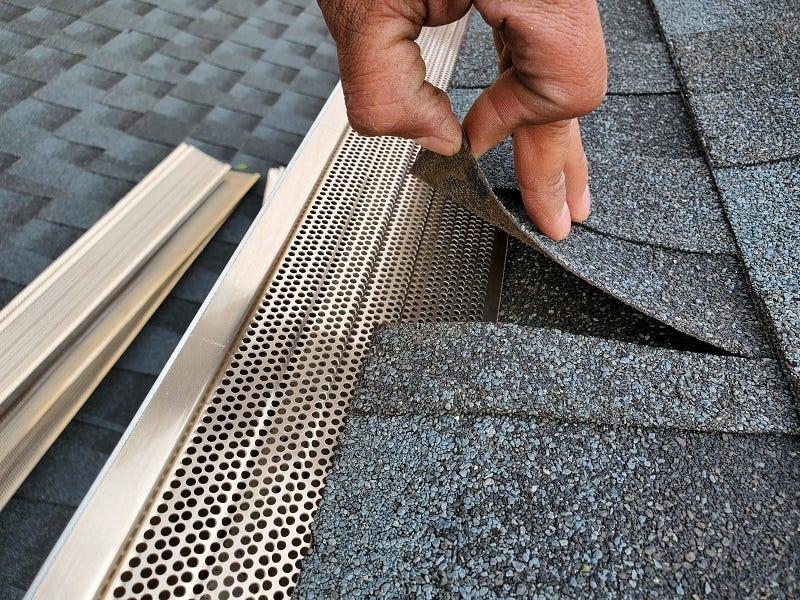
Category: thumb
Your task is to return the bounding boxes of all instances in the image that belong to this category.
[325,3,462,155]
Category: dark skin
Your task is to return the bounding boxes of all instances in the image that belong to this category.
[317,0,607,240]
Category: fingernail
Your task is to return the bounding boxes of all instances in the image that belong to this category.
[414,135,460,156]
[573,186,591,223]
[553,202,571,240]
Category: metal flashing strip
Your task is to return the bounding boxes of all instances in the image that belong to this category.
[0,169,258,508]
[29,17,501,600]
[0,145,228,416]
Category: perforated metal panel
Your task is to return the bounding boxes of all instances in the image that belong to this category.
[105,19,497,600]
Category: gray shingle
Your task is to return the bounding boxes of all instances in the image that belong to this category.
[126,110,194,146]
[500,239,722,350]
[77,367,155,433]
[670,21,799,94]
[15,420,119,507]
[0,72,41,110]
[715,159,800,395]
[412,142,768,357]
[116,323,182,376]
[297,416,800,599]
[9,218,83,258]
[586,154,732,253]
[3,46,80,82]
[38,195,116,229]
[354,323,797,433]
[0,188,48,227]
[687,89,800,167]
[605,40,679,94]
[475,138,734,254]
[598,0,664,41]
[99,73,172,113]
[6,6,77,38]
[0,244,53,285]
[0,498,73,591]
[0,277,24,307]
[449,12,497,89]
[451,3,678,94]
[652,1,800,166]
[650,0,800,36]
[450,86,706,169]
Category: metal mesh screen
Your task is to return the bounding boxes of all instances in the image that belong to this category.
[107,19,497,600]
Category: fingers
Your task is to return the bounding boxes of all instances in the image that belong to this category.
[563,119,591,222]
[513,119,591,240]
[319,0,470,155]
[465,0,607,157]
[513,121,573,240]
[464,67,562,158]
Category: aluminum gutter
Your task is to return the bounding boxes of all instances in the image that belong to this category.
[26,86,350,600]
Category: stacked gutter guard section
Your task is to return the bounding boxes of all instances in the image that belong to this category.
[0,144,258,508]
[29,18,500,600]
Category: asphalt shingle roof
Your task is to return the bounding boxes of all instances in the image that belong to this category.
[0,0,337,593]
[649,0,800,399]
[297,414,798,598]
[352,323,798,434]
[499,238,720,351]
[298,0,800,596]
[413,131,768,357]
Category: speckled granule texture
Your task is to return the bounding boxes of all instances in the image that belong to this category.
[715,160,800,393]
[506,207,768,357]
[351,323,798,434]
[598,0,678,95]
[449,12,496,89]
[451,88,734,254]
[296,416,800,599]
[649,0,800,400]
[499,239,722,350]
[653,2,800,167]
[451,1,678,94]
[412,141,769,357]
[650,0,800,35]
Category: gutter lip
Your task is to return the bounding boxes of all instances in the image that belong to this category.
[25,85,350,600]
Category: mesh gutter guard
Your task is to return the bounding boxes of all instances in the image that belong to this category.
[0,146,258,509]
[28,17,503,599]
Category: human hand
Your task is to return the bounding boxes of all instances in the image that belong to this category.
[317,0,607,240]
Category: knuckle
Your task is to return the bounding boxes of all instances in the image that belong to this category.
[549,75,606,119]
[347,107,383,136]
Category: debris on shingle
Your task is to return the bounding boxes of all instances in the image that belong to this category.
[296,415,800,599]
[352,322,798,434]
